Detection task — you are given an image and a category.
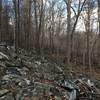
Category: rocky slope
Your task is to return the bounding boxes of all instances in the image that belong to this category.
[0,46,100,100]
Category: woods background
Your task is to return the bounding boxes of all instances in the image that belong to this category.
[0,0,100,69]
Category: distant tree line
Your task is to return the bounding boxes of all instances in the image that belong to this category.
[0,0,100,69]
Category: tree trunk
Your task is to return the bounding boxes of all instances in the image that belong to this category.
[13,0,20,52]
[0,0,2,42]
[13,0,18,51]
[98,0,100,66]
[4,3,9,44]
[86,1,91,72]
[67,0,71,65]
[34,0,40,53]
[17,0,20,48]
[98,0,100,35]
[28,0,32,50]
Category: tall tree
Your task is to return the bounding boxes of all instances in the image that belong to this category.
[13,0,20,52]
[64,0,87,64]
[98,0,100,66]
[98,0,100,35]
[4,0,10,43]
[71,0,87,61]
[64,0,72,64]
[23,0,32,50]
[0,0,2,41]
[66,0,71,65]
[48,0,56,54]
[86,0,91,67]
[33,0,44,53]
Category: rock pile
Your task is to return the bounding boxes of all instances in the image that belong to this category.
[0,45,100,100]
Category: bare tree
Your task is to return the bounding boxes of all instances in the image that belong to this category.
[98,0,100,35]
[64,0,87,64]
[97,0,100,66]
[12,0,20,52]
[0,0,100,68]
[71,0,87,62]
[63,0,71,65]
[33,0,44,53]
[23,0,32,50]
[49,0,56,54]
[0,0,2,42]
[4,0,10,43]
[86,0,91,69]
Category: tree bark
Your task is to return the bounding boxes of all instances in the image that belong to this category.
[0,0,2,42]
[13,0,20,52]
[86,1,91,71]
[34,0,40,53]
[67,0,71,65]
[98,0,100,35]
[98,0,100,66]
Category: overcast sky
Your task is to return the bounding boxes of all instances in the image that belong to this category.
[4,0,98,32]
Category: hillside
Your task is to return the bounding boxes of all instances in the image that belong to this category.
[0,46,100,100]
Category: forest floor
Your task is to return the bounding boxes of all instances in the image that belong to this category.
[70,64,100,80]
[47,54,100,80]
